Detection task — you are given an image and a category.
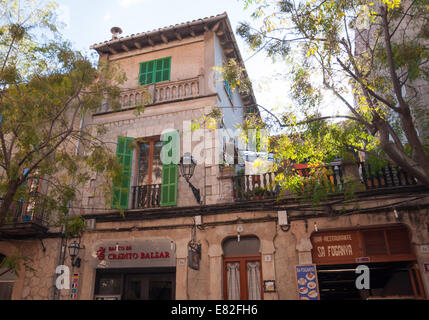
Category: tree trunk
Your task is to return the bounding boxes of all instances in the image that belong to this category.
[0,180,21,225]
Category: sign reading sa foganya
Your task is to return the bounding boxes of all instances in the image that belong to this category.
[311,230,362,265]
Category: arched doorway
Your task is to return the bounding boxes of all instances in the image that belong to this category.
[0,253,15,300]
[222,236,263,300]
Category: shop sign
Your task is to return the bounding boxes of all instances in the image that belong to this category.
[311,230,361,264]
[295,265,320,300]
[92,239,176,269]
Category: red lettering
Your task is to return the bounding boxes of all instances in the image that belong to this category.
[108,247,116,252]
[146,252,150,259]
[151,252,154,258]
[133,253,138,259]
[126,246,132,250]
[165,252,169,258]
[160,252,164,258]
[155,252,159,258]
[108,254,114,260]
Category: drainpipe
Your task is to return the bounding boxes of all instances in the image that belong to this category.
[52,111,85,300]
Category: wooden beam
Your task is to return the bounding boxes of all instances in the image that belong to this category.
[121,44,129,52]
[134,42,142,49]
[203,24,209,32]
[175,32,182,41]
[160,34,169,44]
[224,47,234,54]
[189,28,196,37]
[212,21,222,33]
[147,37,154,46]
[215,30,225,37]
[108,46,117,54]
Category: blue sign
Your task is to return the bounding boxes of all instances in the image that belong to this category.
[295,264,320,300]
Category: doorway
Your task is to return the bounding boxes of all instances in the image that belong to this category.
[317,261,425,300]
[222,236,263,300]
[94,268,176,300]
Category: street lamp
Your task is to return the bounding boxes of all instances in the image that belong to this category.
[179,152,201,204]
[68,240,82,268]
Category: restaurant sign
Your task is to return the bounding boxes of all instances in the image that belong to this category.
[311,230,362,265]
[91,239,176,269]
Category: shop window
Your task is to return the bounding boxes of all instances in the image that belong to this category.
[94,269,176,300]
[222,236,263,300]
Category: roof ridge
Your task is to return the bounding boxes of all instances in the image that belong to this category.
[90,12,228,48]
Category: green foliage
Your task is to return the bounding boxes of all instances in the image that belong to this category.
[0,254,34,276]
[234,0,429,199]
[0,0,149,223]
[57,214,85,238]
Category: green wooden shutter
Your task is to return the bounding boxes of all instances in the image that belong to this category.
[112,136,134,209]
[139,57,171,85]
[160,131,178,207]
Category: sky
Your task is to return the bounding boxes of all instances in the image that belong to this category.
[55,0,293,121]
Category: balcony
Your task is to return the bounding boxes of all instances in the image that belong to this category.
[232,162,420,201]
[0,193,49,239]
[98,76,203,113]
[131,184,162,209]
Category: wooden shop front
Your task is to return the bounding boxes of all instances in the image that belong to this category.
[310,224,426,300]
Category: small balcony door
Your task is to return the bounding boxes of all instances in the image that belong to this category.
[222,236,263,300]
[136,138,163,186]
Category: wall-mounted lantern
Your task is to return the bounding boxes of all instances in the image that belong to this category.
[68,239,83,268]
[179,152,201,204]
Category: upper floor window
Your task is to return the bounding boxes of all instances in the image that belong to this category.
[224,80,233,102]
[138,57,171,86]
[137,139,163,186]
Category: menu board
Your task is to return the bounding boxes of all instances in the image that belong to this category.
[295,265,320,300]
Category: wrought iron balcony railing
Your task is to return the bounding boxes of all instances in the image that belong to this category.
[232,162,420,201]
[0,193,49,238]
[131,184,162,209]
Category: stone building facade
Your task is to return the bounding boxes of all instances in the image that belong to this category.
[1,12,429,301]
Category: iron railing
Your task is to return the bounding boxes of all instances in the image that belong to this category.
[131,184,162,209]
[232,162,419,201]
[0,192,48,226]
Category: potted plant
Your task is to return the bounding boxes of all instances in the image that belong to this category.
[219,163,234,177]
[252,186,266,200]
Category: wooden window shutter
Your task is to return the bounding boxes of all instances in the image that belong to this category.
[160,130,178,207]
[362,230,388,256]
[139,57,171,85]
[386,228,411,255]
[112,136,134,209]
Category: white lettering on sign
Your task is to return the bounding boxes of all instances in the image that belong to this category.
[323,234,352,242]
[327,245,353,257]
[317,246,326,257]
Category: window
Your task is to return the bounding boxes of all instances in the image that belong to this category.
[94,269,176,300]
[112,131,178,210]
[224,80,233,101]
[136,139,163,186]
[222,236,263,300]
[0,254,15,300]
[138,57,171,85]
[111,136,134,210]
